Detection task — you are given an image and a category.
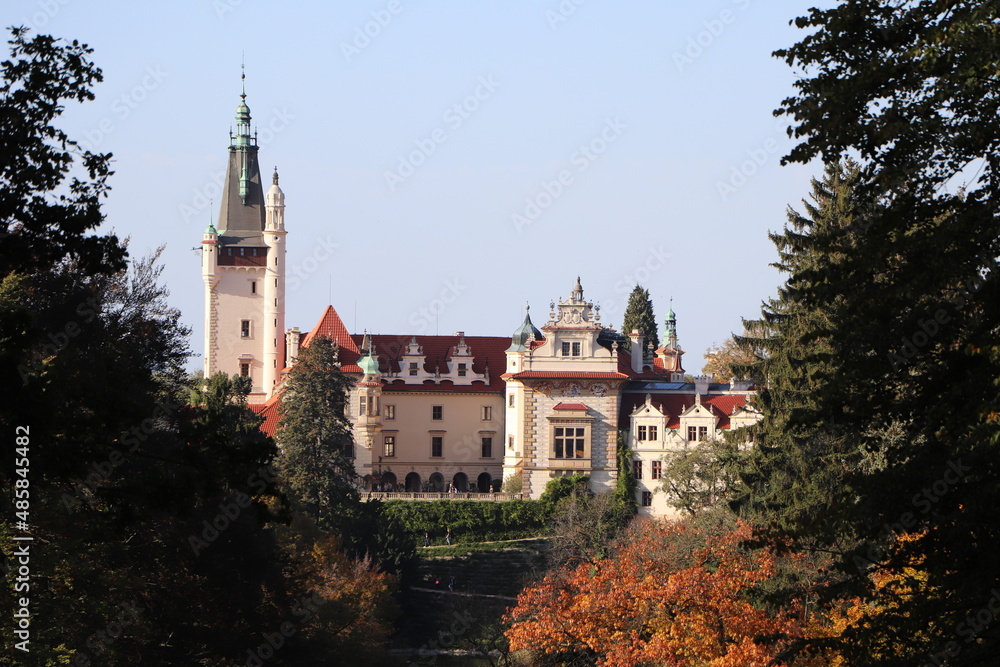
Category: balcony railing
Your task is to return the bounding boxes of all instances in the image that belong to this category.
[362,491,524,502]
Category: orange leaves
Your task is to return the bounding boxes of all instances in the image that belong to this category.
[506,519,806,666]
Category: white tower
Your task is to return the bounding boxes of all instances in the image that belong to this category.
[201,72,285,402]
[262,168,286,394]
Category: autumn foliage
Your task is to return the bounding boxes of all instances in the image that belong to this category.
[506,518,814,666]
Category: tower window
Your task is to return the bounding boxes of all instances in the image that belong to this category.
[637,425,647,441]
[553,427,587,459]
[359,396,368,416]
[241,320,251,338]
[240,362,250,377]
[251,281,256,294]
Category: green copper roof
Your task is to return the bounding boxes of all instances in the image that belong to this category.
[507,308,544,352]
[204,223,217,234]
[358,352,380,375]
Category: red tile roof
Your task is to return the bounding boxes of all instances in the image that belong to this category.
[619,392,752,430]
[361,333,509,393]
[504,370,629,380]
[250,394,281,438]
[553,402,588,410]
[301,306,359,354]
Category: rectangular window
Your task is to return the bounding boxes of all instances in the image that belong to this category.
[432,405,443,420]
[572,341,581,356]
[508,434,514,450]
[384,436,395,458]
[637,425,647,441]
[240,362,250,377]
[509,394,515,407]
[641,491,653,507]
[649,425,658,441]
[359,396,367,416]
[481,437,492,458]
[562,341,571,356]
[251,281,256,294]
[342,441,355,459]
[385,405,395,420]
[241,320,251,338]
[633,460,643,480]
[482,406,492,421]
[651,460,662,480]
[457,362,467,377]
[409,362,418,376]
[688,426,698,442]
[431,436,443,458]
[699,426,708,440]
[553,427,586,459]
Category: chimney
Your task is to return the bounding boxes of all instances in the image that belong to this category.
[628,329,644,374]
[285,327,300,364]
[694,374,711,396]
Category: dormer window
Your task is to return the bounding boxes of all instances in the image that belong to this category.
[457,363,467,377]
[409,362,418,376]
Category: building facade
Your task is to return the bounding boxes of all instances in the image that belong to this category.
[204,87,758,516]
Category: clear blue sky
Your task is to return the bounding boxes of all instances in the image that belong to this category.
[8,0,828,373]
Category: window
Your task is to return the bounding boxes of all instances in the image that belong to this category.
[637,425,647,441]
[241,320,251,338]
[432,405,443,420]
[651,461,662,480]
[431,436,443,458]
[409,362,418,376]
[508,434,514,450]
[457,362,467,377]
[508,394,515,407]
[384,436,395,458]
[687,426,698,442]
[553,427,586,459]
[342,441,355,459]
[649,425,658,441]
[641,491,653,507]
[633,460,643,479]
[251,281,256,294]
[240,362,250,377]
[699,426,708,440]
[359,396,367,416]
[560,341,581,357]
[385,405,395,420]
[481,437,492,458]
[482,406,492,421]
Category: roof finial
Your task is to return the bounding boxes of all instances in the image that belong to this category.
[272,166,279,185]
[241,53,246,99]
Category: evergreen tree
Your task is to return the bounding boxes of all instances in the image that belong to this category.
[620,285,658,351]
[734,5,1000,649]
[276,335,358,524]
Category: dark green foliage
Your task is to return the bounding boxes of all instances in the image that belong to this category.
[734,2,1000,657]
[662,436,744,516]
[538,473,591,512]
[620,285,658,351]
[383,499,550,544]
[0,27,125,279]
[275,335,358,523]
[614,431,638,516]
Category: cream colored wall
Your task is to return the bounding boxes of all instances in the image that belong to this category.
[374,391,504,490]
[213,266,266,392]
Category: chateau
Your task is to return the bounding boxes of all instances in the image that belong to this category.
[201,88,758,517]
